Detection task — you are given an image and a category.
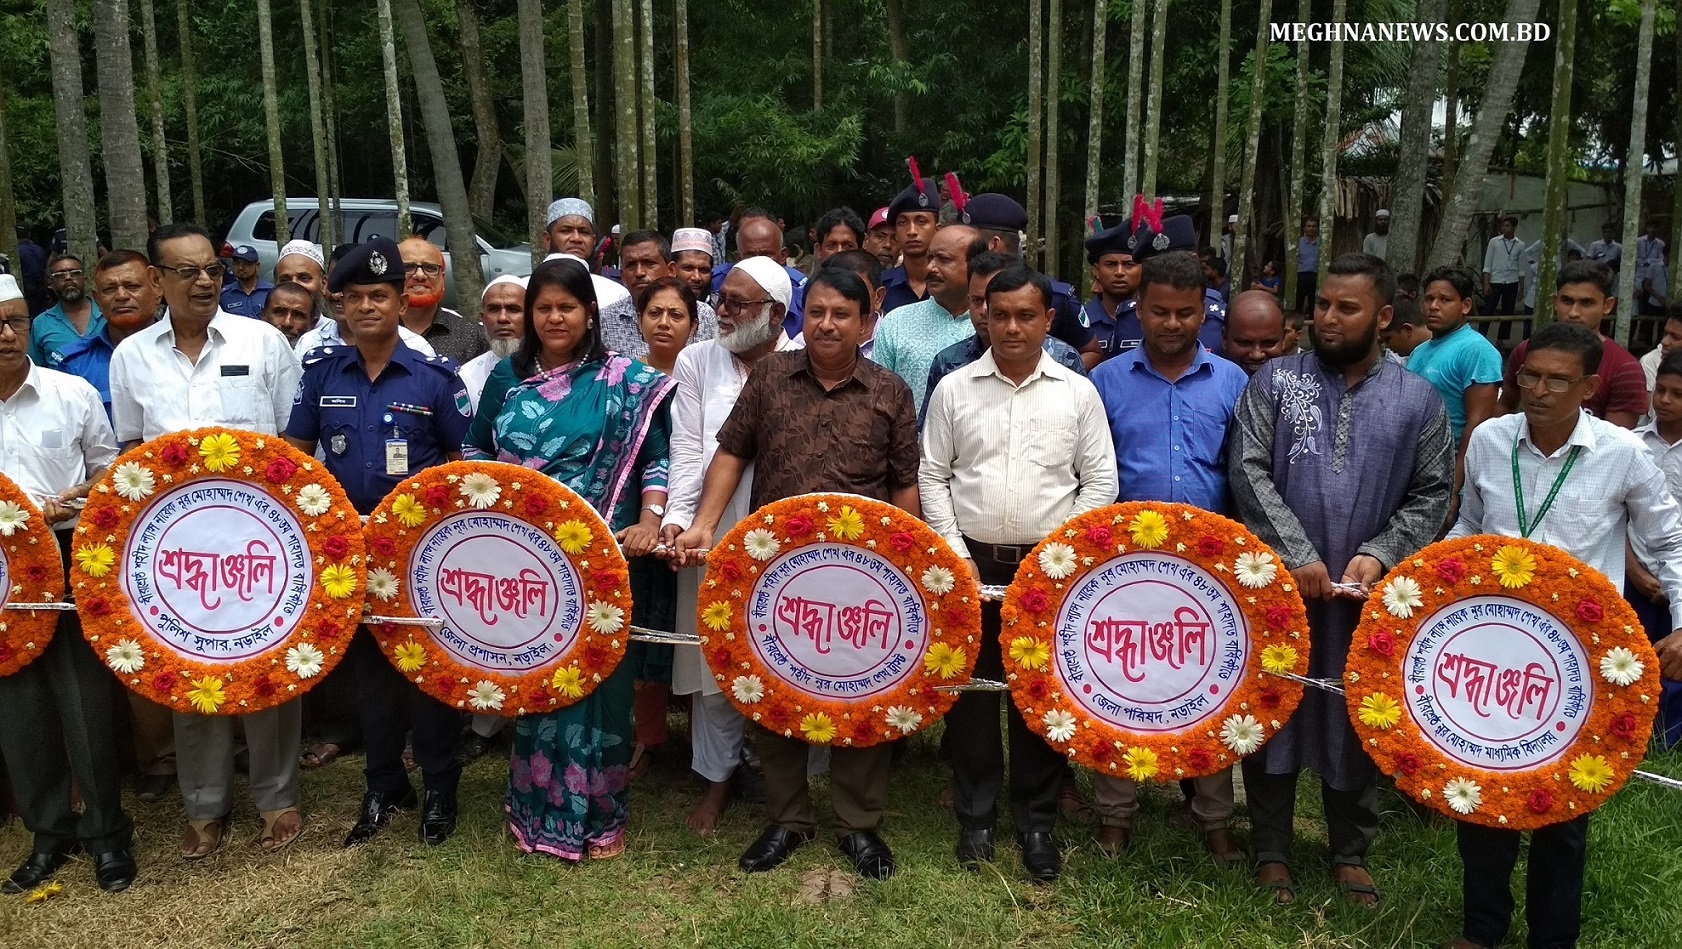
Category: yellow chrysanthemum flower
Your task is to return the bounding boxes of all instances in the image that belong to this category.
[1129,510,1169,549]
[799,712,837,743]
[185,675,226,714]
[320,564,357,599]
[1009,636,1051,671]
[74,543,116,578]
[1123,746,1159,781]
[391,494,428,528]
[198,432,241,472]
[1260,644,1299,674]
[1568,754,1615,794]
[923,642,966,679]
[825,505,864,541]
[1491,545,1537,589]
[394,641,428,673]
[550,664,585,699]
[702,601,733,631]
[1358,692,1402,730]
[553,520,594,555]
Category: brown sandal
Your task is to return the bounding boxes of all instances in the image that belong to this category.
[180,813,231,860]
[300,742,342,770]
[259,807,304,852]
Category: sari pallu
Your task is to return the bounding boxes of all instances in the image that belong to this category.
[466,353,674,860]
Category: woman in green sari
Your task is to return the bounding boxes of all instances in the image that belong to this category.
[465,258,674,861]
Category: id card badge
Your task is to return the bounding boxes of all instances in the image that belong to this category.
[385,439,410,476]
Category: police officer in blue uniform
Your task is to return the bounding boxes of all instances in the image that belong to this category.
[1083,221,1143,361]
[964,193,1099,366]
[1094,215,1227,358]
[284,237,473,849]
[880,177,943,313]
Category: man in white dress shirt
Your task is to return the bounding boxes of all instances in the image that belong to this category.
[1586,222,1622,274]
[108,222,308,858]
[0,275,135,893]
[1444,320,1682,949]
[1481,214,1525,315]
[920,265,1118,883]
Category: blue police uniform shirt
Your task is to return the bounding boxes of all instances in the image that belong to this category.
[880,266,925,314]
[709,261,807,335]
[1048,279,1094,350]
[285,341,473,513]
[221,280,274,318]
[1087,290,1225,362]
[53,327,121,419]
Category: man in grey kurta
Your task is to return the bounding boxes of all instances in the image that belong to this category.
[1228,253,1452,903]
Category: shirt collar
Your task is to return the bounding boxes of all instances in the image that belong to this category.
[1128,343,1214,383]
[341,339,424,376]
[973,347,1054,386]
[1519,410,1599,458]
[788,348,873,388]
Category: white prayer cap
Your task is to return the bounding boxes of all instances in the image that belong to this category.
[481,274,529,298]
[730,256,792,310]
[1227,214,1238,224]
[0,274,21,305]
[1375,208,1391,218]
[545,198,594,227]
[278,239,325,269]
[671,228,713,257]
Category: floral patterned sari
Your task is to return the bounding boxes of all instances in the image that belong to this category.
[466,353,674,860]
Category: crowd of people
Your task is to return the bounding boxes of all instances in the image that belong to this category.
[4,179,1682,949]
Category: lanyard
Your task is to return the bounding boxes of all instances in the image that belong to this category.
[1511,438,1581,539]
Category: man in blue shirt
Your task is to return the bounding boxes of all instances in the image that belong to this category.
[1294,217,1321,314]
[62,251,163,417]
[1406,264,1503,526]
[220,245,273,318]
[30,253,104,367]
[881,177,942,313]
[1086,245,1250,867]
[284,237,472,850]
[707,209,807,336]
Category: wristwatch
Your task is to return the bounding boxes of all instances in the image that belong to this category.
[643,503,666,518]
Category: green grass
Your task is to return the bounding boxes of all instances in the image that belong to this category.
[4,725,1681,948]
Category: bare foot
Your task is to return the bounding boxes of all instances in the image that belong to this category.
[686,781,730,836]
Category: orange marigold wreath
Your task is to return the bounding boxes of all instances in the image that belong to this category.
[363,461,631,717]
[0,473,68,677]
[1001,502,1310,781]
[75,428,366,714]
[1347,535,1659,829]
[701,493,982,747]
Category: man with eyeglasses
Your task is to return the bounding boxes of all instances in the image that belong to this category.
[107,221,307,860]
[396,237,488,365]
[1443,319,1682,949]
[1497,260,1648,428]
[29,253,104,369]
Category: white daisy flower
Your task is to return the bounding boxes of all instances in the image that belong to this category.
[1444,777,1483,815]
[1233,551,1279,589]
[1599,647,1644,687]
[921,565,956,596]
[112,462,157,501]
[1219,714,1266,756]
[1037,543,1078,580]
[459,472,502,509]
[0,501,28,537]
[366,568,400,602]
[295,483,332,517]
[885,705,924,734]
[587,600,625,634]
[1381,576,1424,618]
[743,528,781,562]
[1042,709,1078,743]
[285,643,325,679]
[731,674,765,704]
[468,680,507,711]
[104,638,145,675]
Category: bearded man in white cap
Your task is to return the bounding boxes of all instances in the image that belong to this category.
[460,275,527,413]
[1363,209,1391,260]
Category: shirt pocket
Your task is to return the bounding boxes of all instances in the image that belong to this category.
[1549,490,1621,541]
[1028,417,1079,468]
[216,379,266,426]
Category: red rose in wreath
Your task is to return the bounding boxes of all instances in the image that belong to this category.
[161,442,190,467]
[1435,557,1466,583]
[1366,630,1396,658]
[151,671,178,693]
[1197,536,1224,557]
[889,532,916,553]
[91,507,119,531]
[785,514,814,537]
[371,535,397,558]
[424,484,452,508]
[264,457,298,484]
[1085,525,1112,546]
[323,535,351,559]
[1265,606,1292,630]
[1020,588,1050,614]
[717,560,744,582]
[1610,713,1637,740]
[1526,789,1554,814]
[1395,752,1421,776]
[1575,600,1603,623]
[522,494,549,517]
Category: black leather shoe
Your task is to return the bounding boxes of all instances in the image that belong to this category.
[837,830,896,880]
[93,850,137,893]
[419,790,458,846]
[737,825,814,873]
[1017,831,1062,883]
[343,789,418,848]
[3,850,72,894]
[956,827,995,870]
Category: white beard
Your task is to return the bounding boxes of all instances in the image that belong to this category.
[717,304,779,354]
[489,337,521,359]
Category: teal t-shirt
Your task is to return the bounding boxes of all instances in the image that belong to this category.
[1405,322,1503,443]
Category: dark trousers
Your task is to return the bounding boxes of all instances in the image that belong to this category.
[1484,281,1520,315]
[304,659,363,749]
[0,612,132,854]
[946,541,1063,835]
[1294,272,1318,314]
[1457,816,1589,949]
[1622,577,1682,747]
[753,723,891,836]
[1242,758,1379,868]
[349,628,462,797]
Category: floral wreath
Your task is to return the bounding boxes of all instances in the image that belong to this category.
[1347,536,1659,829]
[701,493,982,747]
[0,474,68,678]
[75,429,366,714]
[362,461,631,716]
[1000,502,1310,781]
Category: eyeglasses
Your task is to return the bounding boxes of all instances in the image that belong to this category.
[161,263,226,282]
[0,316,31,336]
[1514,369,1585,393]
[49,269,84,280]
[717,296,773,316]
[404,262,444,277]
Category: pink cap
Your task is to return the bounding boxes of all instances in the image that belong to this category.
[671,227,713,257]
[868,207,891,230]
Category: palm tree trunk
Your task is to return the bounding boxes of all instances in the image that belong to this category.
[1281,0,1310,310]
[139,0,172,224]
[1044,0,1062,272]
[1027,0,1043,266]
[1673,0,1682,266]
[255,0,290,245]
[812,0,824,110]
[1442,0,1461,186]
[175,0,206,225]
[321,0,342,242]
[1427,0,1541,269]
[1209,0,1231,245]
[1139,0,1168,198]
[1615,0,1656,345]
[612,0,641,230]
[565,0,595,208]
[518,0,552,260]
[592,0,615,222]
[1315,0,1345,284]
[93,0,150,251]
[457,0,504,223]
[0,78,17,267]
[1534,0,1578,305]
[1119,0,1146,202]
[638,0,658,227]
[376,0,411,238]
[298,0,331,249]
[45,0,98,264]
[676,0,693,224]
[1082,0,1107,226]
[884,0,910,133]
[1230,0,1271,285]
[1386,0,1446,274]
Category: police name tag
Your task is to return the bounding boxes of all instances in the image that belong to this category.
[320,396,357,409]
[385,439,409,476]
